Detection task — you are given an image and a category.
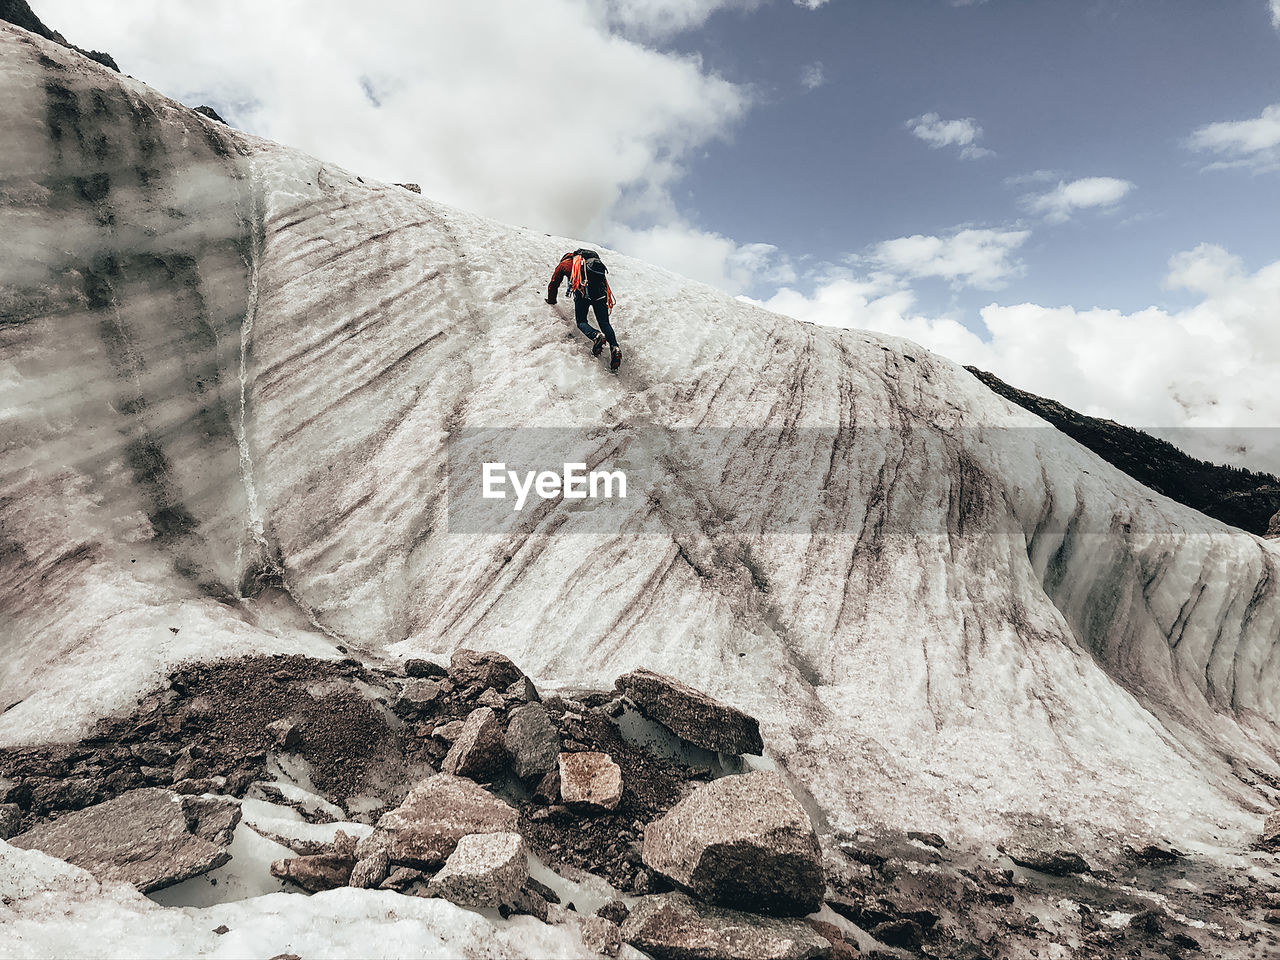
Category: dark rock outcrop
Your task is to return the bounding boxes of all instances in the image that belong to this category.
[0,0,118,69]
[505,703,560,780]
[9,788,235,892]
[449,649,525,696]
[193,105,226,124]
[615,669,763,756]
[642,770,823,916]
[441,707,507,779]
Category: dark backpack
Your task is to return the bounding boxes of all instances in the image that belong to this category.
[570,249,609,302]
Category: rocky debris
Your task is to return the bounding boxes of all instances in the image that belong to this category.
[9,788,233,892]
[348,850,390,889]
[405,658,448,678]
[1002,842,1091,876]
[642,770,823,916]
[426,831,528,909]
[505,704,561,780]
[441,707,507,779]
[449,649,526,696]
[266,720,301,750]
[270,853,355,892]
[0,802,21,839]
[549,905,623,957]
[807,920,859,960]
[615,669,764,756]
[394,183,422,194]
[871,917,922,948]
[380,866,425,891]
[193,105,226,124]
[397,679,446,713]
[506,676,541,702]
[597,899,631,926]
[0,0,120,70]
[1262,809,1280,848]
[355,774,518,869]
[1268,509,1280,539]
[558,752,623,811]
[432,719,465,743]
[907,831,945,849]
[620,892,831,960]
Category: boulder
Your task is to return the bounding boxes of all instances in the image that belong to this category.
[426,832,528,909]
[180,795,242,845]
[549,905,623,957]
[354,774,518,868]
[641,770,823,916]
[270,853,355,892]
[0,802,21,840]
[807,920,859,960]
[615,669,764,756]
[1263,809,1280,846]
[559,752,623,811]
[433,719,465,743]
[405,658,448,678]
[450,648,525,694]
[506,676,541,702]
[441,707,508,779]
[397,679,446,712]
[379,866,425,891]
[266,720,301,750]
[620,893,831,960]
[348,851,391,889]
[9,788,232,892]
[505,703,561,780]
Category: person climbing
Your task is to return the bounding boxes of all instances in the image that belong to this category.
[546,248,622,371]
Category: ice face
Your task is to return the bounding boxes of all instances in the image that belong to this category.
[2,24,1279,857]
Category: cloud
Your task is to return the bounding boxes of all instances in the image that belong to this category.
[603,0,764,39]
[609,222,795,295]
[760,243,1280,471]
[36,0,752,241]
[1187,104,1280,173]
[793,0,830,8]
[800,61,826,90]
[905,113,993,160]
[1021,177,1134,223]
[1272,0,1280,29]
[867,228,1030,290]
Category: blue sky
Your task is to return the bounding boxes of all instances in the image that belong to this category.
[33,0,1280,462]
[657,0,1280,318]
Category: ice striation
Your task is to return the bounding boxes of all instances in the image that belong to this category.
[3,21,1280,872]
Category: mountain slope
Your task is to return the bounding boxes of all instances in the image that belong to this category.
[3,22,1280,860]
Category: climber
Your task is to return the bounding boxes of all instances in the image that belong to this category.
[546,248,621,371]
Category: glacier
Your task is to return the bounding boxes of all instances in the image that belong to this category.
[3,16,1280,895]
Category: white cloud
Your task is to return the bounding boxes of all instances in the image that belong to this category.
[1022,177,1134,223]
[905,113,993,160]
[603,0,764,39]
[800,61,826,90]
[1271,0,1280,29]
[610,222,795,295]
[36,0,751,241]
[761,243,1280,471]
[1188,104,1280,173]
[867,228,1030,290]
[793,0,831,9]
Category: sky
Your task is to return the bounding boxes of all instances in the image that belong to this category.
[33,0,1280,466]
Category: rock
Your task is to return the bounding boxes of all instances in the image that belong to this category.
[907,831,945,848]
[270,853,355,892]
[1003,843,1091,876]
[559,752,623,811]
[550,906,623,957]
[807,920,859,960]
[871,918,922,948]
[0,803,21,840]
[597,899,631,926]
[349,851,391,888]
[426,832,528,909]
[476,688,506,710]
[620,892,831,960]
[397,679,446,712]
[1263,809,1280,846]
[441,707,508,779]
[213,924,230,935]
[266,719,301,750]
[506,676,540,702]
[433,719,465,743]
[534,766,561,803]
[405,658,448,678]
[180,795,241,845]
[505,703,561,780]
[449,648,525,694]
[379,866,425,890]
[642,770,823,916]
[615,668,764,756]
[193,105,226,124]
[1267,508,1280,539]
[354,773,518,868]
[331,829,360,859]
[9,788,231,893]
[526,875,561,904]
[394,183,422,194]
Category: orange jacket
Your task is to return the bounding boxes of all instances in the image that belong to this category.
[547,252,614,309]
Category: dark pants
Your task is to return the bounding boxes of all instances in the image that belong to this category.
[574,295,617,349]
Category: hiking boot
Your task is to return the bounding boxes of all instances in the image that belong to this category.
[592,333,606,357]
[610,345,623,372]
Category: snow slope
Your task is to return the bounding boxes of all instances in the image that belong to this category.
[3,24,1280,857]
